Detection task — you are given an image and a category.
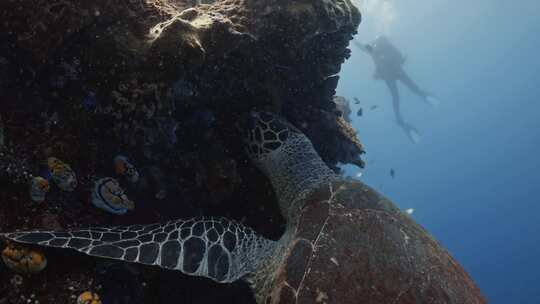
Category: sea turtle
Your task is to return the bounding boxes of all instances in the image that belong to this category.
[1,112,485,303]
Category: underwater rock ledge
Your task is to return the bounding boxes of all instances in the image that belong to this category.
[0,0,363,172]
[0,1,363,302]
[0,1,484,304]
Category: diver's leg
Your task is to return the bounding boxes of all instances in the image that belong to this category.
[386,79,421,143]
[398,70,427,97]
[385,80,404,125]
[398,70,440,106]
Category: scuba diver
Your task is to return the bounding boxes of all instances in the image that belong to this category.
[354,35,439,143]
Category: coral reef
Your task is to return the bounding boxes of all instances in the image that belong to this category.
[0,0,362,168]
[0,0,365,303]
[29,177,50,203]
[334,95,352,123]
[1,243,47,273]
[48,157,78,192]
[77,291,102,304]
[92,178,135,215]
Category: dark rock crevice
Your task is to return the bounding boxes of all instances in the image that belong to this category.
[0,1,363,303]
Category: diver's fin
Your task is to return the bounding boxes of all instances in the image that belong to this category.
[425,95,441,107]
[398,121,421,144]
[405,126,421,144]
[409,129,421,143]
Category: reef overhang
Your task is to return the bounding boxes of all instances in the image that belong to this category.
[0,0,364,302]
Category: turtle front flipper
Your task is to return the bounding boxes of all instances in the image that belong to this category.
[2,217,277,283]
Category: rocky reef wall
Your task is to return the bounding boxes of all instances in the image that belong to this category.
[0,1,363,303]
[0,0,363,206]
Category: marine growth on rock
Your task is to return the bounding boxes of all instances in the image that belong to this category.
[0,0,486,303]
[47,157,78,192]
[114,155,140,184]
[77,291,102,304]
[1,243,47,274]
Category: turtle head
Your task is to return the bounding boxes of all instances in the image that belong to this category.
[241,111,296,163]
[240,111,336,215]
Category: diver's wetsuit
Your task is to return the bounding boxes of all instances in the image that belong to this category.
[355,36,436,143]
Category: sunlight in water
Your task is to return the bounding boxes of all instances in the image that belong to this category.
[353,0,396,35]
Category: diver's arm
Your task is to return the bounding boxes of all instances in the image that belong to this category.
[352,40,370,54]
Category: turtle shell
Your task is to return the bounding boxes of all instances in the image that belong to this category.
[264,179,485,304]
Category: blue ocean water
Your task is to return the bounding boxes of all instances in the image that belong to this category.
[339,1,540,302]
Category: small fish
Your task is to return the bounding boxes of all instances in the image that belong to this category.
[390,168,395,178]
[357,108,363,117]
[370,105,378,110]
[353,97,361,104]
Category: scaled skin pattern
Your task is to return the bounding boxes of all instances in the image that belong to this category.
[4,112,485,304]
